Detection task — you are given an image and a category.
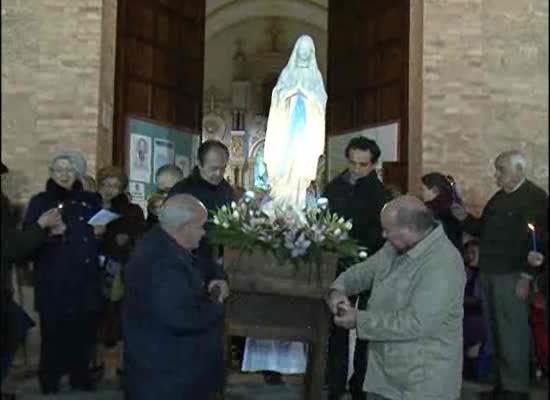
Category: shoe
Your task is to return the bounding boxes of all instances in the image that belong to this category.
[262,371,284,385]
[1,391,17,400]
[501,391,529,400]
[70,378,96,392]
[40,388,60,395]
[89,361,105,383]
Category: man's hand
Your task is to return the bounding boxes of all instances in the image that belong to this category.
[115,233,130,247]
[450,203,468,221]
[93,225,106,237]
[327,289,351,316]
[334,303,358,330]
[208,280,230,304]
[528,251,545,267]
[515,277,531,300]
[37,209,63,229]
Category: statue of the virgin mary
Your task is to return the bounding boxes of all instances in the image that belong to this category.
[263,35,327,212]
[241,35,326,378]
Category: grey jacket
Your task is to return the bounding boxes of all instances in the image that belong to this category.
[331,225,465,400]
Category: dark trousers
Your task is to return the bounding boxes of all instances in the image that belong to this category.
[480,273,530,393]
[39,312,98,392]
[327,291,369,400]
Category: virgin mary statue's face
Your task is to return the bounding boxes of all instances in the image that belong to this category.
[296,40,312,66]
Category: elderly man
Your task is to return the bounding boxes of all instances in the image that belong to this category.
[327,195,465,400]
[124,194,228,400]
[452,150,548,399]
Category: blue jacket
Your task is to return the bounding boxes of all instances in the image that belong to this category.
[124,226,224,400]
[23,179,102,317]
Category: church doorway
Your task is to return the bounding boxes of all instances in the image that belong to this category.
[113,0,422,192]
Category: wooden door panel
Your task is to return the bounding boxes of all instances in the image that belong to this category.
[377,45,402,83]
[157,12,181,49]
[328,0,409,190]
[114,0,205,166]
[127,6,155,40]
[126,82,151,116]
[126,39,154,79]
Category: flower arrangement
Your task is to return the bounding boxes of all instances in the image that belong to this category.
[210,192,368,265]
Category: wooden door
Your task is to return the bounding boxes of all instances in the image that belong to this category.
[113,0,205,166]
[327,0,409,190]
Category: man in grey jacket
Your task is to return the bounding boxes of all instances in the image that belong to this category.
[327,195,465,400]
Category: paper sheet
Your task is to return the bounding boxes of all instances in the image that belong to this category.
[88,209,121,226]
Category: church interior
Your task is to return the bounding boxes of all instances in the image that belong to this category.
[1,0,548,399]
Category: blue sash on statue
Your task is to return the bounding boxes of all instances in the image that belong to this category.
[278,94,306,177]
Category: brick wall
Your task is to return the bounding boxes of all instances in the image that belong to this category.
[1,0,105,203]
[422,0,549,212]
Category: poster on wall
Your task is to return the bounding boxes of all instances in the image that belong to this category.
[153,139,175,181]
[129,181,146,201]
[126,117,200,206]
[129,134,152,182]
[175,155,190,178]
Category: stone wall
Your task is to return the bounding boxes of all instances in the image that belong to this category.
[422,0,549,213]
[1,0,105,203]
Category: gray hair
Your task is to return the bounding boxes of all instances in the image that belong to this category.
[49,149,87,178]
[155,164,184,180]
[497,150,527,172]
[158,195,201,229]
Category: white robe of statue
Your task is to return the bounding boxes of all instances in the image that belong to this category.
[242,35,327,376]
[263,34,327,212]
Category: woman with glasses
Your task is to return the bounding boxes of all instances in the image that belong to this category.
[23,150,104,394]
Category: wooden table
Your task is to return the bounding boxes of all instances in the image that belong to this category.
[224,291,331,400]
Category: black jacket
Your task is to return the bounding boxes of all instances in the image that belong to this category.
[1,192,48,352]
[168,167,234,268]
[23,180,103,316]
[323,170,386,253]
[100,193,146,264]
[124,226,224,399]
[463,180,548,275]
[425,194,464,254]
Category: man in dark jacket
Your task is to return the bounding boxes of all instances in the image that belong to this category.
[323,137,386,400]
[124,194,228,400]
[1,162,64,390]
[168,140,233,295]
[452,150,548,400]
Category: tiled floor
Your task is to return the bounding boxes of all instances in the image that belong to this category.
[8,370,548,400]
[6,288,548,399]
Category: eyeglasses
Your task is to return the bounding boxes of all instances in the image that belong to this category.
[51,168,76,174]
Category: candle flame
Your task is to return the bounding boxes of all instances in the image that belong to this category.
[528,223,535,232]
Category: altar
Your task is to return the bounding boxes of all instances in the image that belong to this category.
[223,248,339,400]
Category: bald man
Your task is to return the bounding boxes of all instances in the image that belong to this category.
[327,195,465,400]
[124,194,228,400]
[452,150,548,399]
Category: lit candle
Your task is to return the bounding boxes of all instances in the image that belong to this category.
[528,223,537,252]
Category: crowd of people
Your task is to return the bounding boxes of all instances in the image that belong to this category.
[0,138,547,400]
